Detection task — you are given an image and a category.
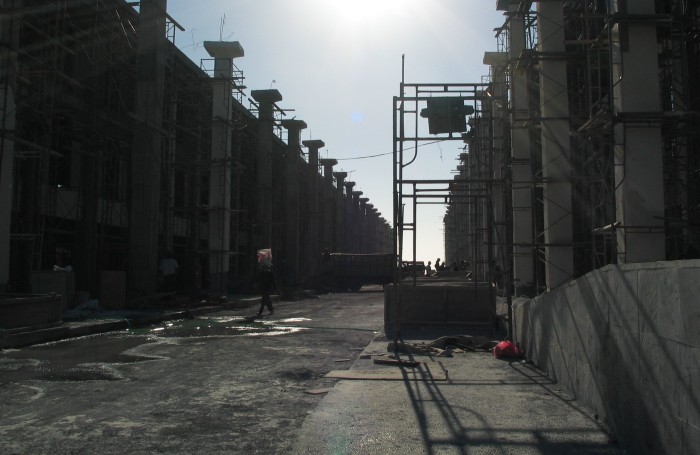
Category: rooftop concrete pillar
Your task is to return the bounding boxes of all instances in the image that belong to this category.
[320,158,337,251]
[333,171,347,252]
[0,0,19,289]
[508,6,534,295]
[129,0,168,295]
[334,172,347,196]
[203,41,244,293]
[281,119,307,286]
[303,139,324,276]
[251,89,283,255]
[304,140,324,169]
[320,158,337,185]
[612,0,665,263]
[538,1,574,289]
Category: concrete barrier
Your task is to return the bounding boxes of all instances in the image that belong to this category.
[31,271,75,310]
[513,260,700,455]
[385,280,496,337]
[0,293,64,330]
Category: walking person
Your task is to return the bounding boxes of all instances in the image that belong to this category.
[256,264,276,316]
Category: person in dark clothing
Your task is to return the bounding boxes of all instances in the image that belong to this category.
[257,264,276,316]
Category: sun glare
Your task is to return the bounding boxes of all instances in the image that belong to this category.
[318,0,415,29]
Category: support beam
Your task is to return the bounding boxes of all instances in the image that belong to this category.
[281,119,307,287]
[0,0,19,290]
[320,158,337,251]
[612,0,665,263]
[538,1,574,289]
[129,0,168,295]
[333,171,347,253]
[507,9,535,295]
[251,89,283,254]
[303,139,324,280]
[204,40,244,293]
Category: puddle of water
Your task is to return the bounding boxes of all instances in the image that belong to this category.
[0,315,313,384]
[35,364,124,382]
[127,316,310,338]
[0,336,156,383]
[277,317,311,323]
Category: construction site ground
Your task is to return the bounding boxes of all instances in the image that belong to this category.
[0,286,623,454]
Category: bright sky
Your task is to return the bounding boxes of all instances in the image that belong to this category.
[166,0,505,263]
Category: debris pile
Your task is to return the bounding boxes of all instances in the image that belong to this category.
[387,335,498,358]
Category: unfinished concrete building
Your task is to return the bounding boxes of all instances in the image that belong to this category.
[438,1,699,453]
[0,0,391,304]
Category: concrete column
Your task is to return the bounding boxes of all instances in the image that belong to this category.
[538,1,574,289]
[383,220,391,254]
[508,8,535,295]
[320,159,337,251]
[457,153,472,267]
[484,52,508,273]
[203,41,244,293]
[333,171,347,252]
[344,181,356,251]
[369,206,379,252]
[351,191,363,253]
[303,139,324,278]
[0,0,19,290]
[251,89,283,254]
[129,0,167,295]
[612,0,665,262]
[281,119,307,286]
[366,203,375,253]
[471,110,491,276]
[359,199,370,253]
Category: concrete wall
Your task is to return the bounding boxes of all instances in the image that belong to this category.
[385,281,496,338]
[513,261,700,455]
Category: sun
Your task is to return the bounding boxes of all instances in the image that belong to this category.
[315,0,415,29]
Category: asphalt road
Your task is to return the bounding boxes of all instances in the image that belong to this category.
[0,288,386,455]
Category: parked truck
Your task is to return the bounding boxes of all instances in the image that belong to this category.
[318,253,396,291]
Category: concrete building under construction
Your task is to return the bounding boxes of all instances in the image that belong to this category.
[432,1,699,454]
[0,0,392,302]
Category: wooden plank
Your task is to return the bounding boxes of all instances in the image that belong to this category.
[304,388,332,395]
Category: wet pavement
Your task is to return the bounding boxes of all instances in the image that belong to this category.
[0,290,385,455]
[0,288,623,454]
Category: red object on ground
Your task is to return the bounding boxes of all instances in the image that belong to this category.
[493,340,524,359]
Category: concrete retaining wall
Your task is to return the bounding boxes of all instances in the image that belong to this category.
[385,281,495,338]
[0,293,63,330]
[513,261,700,455]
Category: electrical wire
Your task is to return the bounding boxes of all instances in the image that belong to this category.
[335,139,448,161]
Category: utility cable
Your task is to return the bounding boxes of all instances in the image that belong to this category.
[336,139,448,161]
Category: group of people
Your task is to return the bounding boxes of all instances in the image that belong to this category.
[425,257,471,276]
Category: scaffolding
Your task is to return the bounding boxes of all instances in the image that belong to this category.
[393,79,499,334]
[3,0,216,294]
[476,0,700,296]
